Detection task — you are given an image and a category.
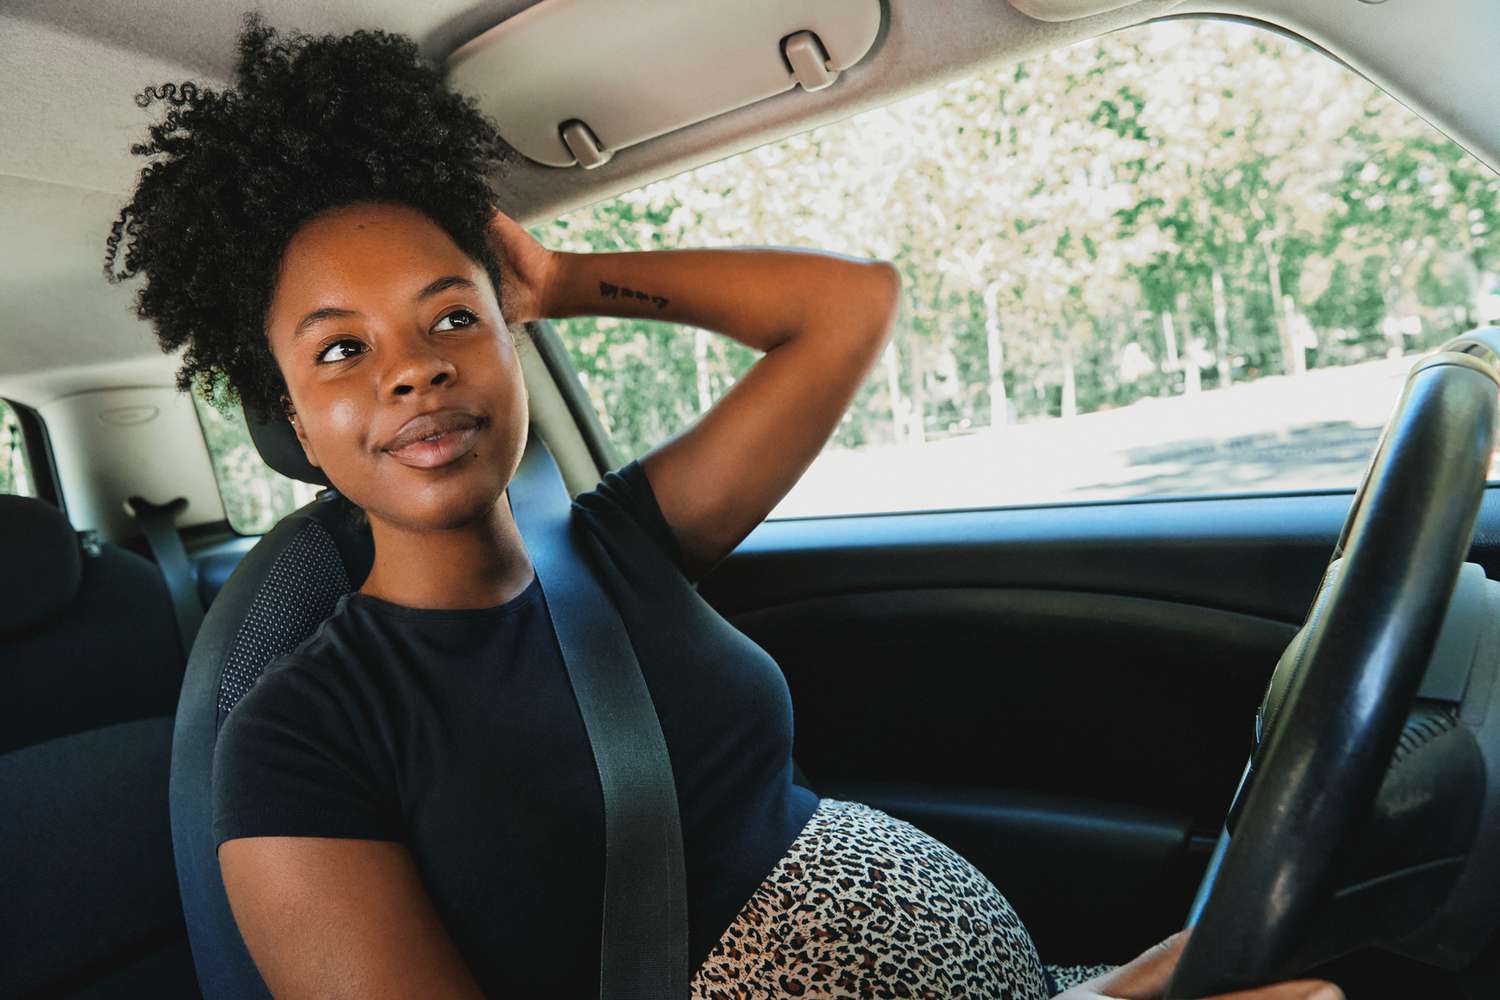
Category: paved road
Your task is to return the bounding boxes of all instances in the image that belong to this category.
[774,354,1458,517]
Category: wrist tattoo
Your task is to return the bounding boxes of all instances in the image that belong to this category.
[600,280,669,310]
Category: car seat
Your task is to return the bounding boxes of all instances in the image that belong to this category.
[168,405,373,998]
[1,493,200,997]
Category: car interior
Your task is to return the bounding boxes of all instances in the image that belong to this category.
[4,0,1500,997]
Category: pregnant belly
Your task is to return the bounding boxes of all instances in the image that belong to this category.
[690,797,1053,999]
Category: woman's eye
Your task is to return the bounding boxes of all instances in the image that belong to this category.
[434,308,479,332]
[315,339,364,365]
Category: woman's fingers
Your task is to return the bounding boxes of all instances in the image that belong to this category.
[1078,929,1189,998]
[1206,982,1344,1000]
[1063,930,1343,1000]
[486,208,529,255]
[485,206,556,325]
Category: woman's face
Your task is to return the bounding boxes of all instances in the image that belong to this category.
[264,201,527,533]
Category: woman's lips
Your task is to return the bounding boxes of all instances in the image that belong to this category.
[384,423,482,469]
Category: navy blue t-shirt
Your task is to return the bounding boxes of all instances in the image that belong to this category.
[212,458,820,995]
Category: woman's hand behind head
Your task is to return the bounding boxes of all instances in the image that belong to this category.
[485,208,559,328]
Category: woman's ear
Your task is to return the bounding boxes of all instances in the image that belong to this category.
[281,393,321,469]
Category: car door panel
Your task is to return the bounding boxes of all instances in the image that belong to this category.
[722,584,1291,962]
[700,490,1359,624]
[731,587,1291,817]
[812,782,1201,967]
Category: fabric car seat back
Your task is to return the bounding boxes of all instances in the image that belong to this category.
[0,493,199,997]
[170,487,373,997]
[170,402,374,996]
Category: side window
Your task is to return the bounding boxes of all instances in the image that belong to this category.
[538,19,1500,517]
[193,393,321,535]
[0,399,37,498]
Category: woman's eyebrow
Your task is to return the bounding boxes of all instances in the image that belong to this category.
[293,306,358,340]
[292,276,477,339]
[416,275,477,300]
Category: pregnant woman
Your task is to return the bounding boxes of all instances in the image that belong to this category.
[105,14,1341,1000]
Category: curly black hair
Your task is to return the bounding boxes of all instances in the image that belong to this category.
[104,11,521,424]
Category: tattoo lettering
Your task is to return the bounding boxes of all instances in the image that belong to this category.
[599,280,669,310]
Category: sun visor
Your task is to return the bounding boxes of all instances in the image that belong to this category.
[445,0,883,169]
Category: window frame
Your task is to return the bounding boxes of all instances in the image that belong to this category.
[0,396,63,509]
[189,392,325,537]
[530,319,626,477]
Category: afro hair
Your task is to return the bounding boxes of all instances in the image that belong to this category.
[104,12,521,424]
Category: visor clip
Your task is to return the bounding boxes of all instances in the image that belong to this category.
[783,31,837,92]
[559,119,612,169]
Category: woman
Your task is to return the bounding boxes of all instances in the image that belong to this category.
[105,14,1342,1000]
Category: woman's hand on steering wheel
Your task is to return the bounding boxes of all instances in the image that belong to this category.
[1056,930,1344,1000]
[485,206,559,327]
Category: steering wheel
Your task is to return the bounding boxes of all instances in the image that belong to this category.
[1165,332,1500,999]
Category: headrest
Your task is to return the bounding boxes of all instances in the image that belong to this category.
[245,402,329,487]
[0,494,83,633]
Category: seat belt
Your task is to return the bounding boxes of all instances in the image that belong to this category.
[507,432,690,1000]
[126,494,205,659]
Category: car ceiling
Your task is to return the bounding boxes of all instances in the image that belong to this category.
[0,0,1493,408]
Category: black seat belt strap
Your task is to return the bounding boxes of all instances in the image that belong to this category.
[126,495,206,659]
[507,432,690,1000]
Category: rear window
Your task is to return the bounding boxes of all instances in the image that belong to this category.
[193,392,321,534]
[0,399,36,498]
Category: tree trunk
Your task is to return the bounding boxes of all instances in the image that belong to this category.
[1159,310,1180,369]
[882,339,909,445]
[1212,267,1233,388]
[1175,291,1201,395]
[1476,270,1499,326]
[1284,294,1307,369]
[907,336,928,444]
[1060,339,1078,419]
[982,282,1010,427]
[1263,242,1305,376]
[1159,310,1179,397]
[693,327,714,414]
[1380,284,1405,358]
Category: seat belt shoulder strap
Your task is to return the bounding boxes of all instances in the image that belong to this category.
[507,433,690,1000]
[126,494,205,659]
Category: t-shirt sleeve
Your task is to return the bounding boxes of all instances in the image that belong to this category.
[575,457,702,583]
[212,656,402,848]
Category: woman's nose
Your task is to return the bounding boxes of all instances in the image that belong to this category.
[383,340,458,398]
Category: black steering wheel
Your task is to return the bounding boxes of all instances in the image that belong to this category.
[1165,332,1500,998]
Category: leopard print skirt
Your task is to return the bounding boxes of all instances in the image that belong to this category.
[690,798,1112,999]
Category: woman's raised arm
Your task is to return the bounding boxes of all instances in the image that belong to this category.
[488,210,901,582]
